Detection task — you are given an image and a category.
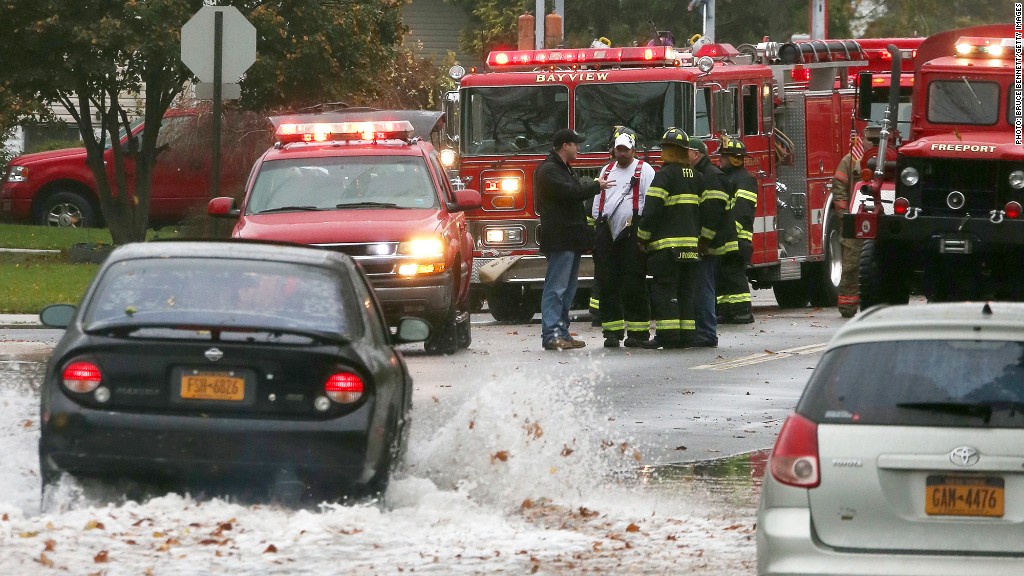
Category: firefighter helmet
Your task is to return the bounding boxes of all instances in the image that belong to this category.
[661,127,689,148]
[720,138,747,156]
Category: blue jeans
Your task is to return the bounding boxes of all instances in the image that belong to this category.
[541,250,581,344]
[694,255,718,345]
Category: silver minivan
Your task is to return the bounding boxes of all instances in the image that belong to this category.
[758,302,1024,575]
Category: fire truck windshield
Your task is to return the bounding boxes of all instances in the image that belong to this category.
[574,82,693,153]
[867,86,913,133]
[927,79,1000,125]
[462,85,569,155]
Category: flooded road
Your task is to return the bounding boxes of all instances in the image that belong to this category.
[0,354,760,574]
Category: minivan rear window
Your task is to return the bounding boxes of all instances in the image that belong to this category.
[799,340,1024,428]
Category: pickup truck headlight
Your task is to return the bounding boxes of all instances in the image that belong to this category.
[397,237,446,275]
[6,165,27,183]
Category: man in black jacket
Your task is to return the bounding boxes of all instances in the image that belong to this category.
[536,128,613,351]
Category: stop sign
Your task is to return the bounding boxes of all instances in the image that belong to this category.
[181,6,256,83]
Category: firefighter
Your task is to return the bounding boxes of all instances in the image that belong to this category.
[592,129,656,347]
[716,138,757,324]
[831,126,877,318]
[688,136,732,348]
[636,128,705,349]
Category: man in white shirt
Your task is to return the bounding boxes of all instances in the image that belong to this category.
[591,130,656,347]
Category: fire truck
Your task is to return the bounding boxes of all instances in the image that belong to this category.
[453,38,884,322]
[851,24,1023,306]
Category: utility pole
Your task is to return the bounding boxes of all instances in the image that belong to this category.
[689,0,716,42]
[810,0,828,39]
[535,0,544,50]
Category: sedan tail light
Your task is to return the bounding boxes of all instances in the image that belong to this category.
[324,372,364,404]
[62,361,102,393]
[769,413,820,488]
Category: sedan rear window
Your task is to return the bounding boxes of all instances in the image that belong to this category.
[84,258,359,338]
[799,340,1024,428]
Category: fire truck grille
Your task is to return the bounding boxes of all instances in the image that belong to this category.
[312,242,398,276]
[913,159,1001,214]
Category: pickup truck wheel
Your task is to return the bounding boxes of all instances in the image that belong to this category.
[486,284,536,323]
[424,309,459,355]
[456,308,472,349]
[40,191,97,228]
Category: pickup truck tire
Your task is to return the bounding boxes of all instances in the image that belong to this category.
[424,308,459,355]
[39,191,97,228]
[859,239,910,310]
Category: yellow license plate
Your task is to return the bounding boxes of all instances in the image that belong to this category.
[925,475,1004,517]
[180,372,245,401]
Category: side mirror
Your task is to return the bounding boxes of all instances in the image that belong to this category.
[394,317,430,343]
[449,188,481,212]
[208,196,240,218]
[857,72,873,121]
[39,303,76,328]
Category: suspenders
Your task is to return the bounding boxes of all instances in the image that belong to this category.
[598,160,644,218]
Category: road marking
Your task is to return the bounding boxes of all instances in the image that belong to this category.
[693,343,829,370]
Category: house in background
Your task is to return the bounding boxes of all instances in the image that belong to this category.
[401,0,481,69]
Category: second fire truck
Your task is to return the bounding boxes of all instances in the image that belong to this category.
[454,37,879,321]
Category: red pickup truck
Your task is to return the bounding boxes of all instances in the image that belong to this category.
[1,109,261,227]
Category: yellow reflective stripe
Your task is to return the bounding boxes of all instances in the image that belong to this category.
[717,293,752,304]
[649,237,698,251]
[664,194,700,206]
[654,319,681,330]
[700,227,716,240]
[602,320,626,330]
[709,241,739,255]
[726,198,736,210]
[637,229,651,240]
[736,189,758,203]
[680,320,695,330]
[737,230,753,241]
[589,297,600,308]
[701,190,730,203]
[625,321,650,331]
[646,186,668,200]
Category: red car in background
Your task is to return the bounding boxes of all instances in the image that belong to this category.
[1,109,264,227]
[208,113,481,355]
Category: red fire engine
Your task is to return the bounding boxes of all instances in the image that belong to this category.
[852,24,1023,306]
[455,38,900,322]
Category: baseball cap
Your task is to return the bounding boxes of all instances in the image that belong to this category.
[552,128,586,148]
[687,136,708,155]
[613,133,635,150]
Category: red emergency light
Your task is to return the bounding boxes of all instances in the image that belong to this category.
[694,43,740,59]
[954,36,1012,58]
[274,120,414,144]
[486,45,677,69]
[791,65,810,82]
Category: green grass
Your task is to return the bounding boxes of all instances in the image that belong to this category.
[0,222,112,250]
[0,253,98,313]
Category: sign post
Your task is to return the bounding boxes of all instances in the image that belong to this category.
[180,6,256,199]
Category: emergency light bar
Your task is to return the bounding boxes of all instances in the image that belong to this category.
[954,37,1013,58]
[275,120,415,144]
[486,45,678,69]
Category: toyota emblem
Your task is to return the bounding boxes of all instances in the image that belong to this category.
[949,446,980,467]
[205,347,224,362]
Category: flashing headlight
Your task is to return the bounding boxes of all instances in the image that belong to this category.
[439,148,458,168]
[486,46,676,70]
[483,176,522,194]
[483,225,525,246]
[1009,170,1024,190]
[397,237,446,276]
[274,120,415,144]
[954,36,1013,58]
[900,166,920,186]
[6,165,27,183]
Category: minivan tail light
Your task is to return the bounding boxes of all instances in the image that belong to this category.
[770,413,820,488]
[324,372,364,404]
[62,361,102,393]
